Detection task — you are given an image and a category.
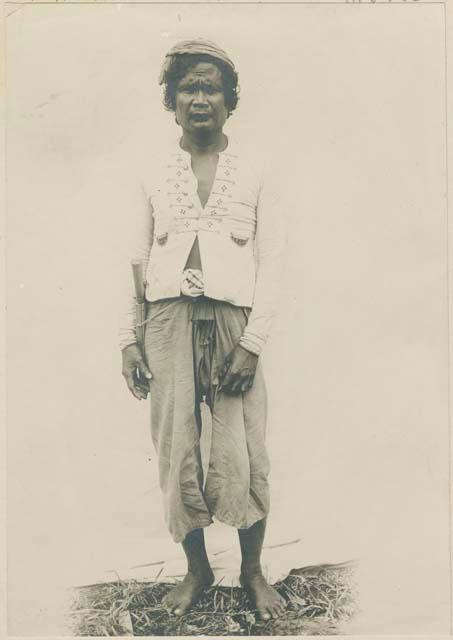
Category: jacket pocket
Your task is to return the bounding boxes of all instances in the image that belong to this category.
[230,231,251,247]
[153,214,171,247]
[156,231,169,246]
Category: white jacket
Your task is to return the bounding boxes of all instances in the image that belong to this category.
[119,138,286,355]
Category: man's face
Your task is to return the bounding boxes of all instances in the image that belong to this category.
[175,62,228,134]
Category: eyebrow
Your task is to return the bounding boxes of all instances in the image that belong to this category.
[178,77,223,90]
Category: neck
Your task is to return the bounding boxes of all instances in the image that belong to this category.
[180,129,227,155]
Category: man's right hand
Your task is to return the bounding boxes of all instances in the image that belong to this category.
[121,344,152,401]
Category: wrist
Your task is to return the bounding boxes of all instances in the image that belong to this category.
[238,336,261,357]
[121,341,139,353]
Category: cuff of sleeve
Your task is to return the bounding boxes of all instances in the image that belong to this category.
[239,333,265,356]
[119,327,138,351]
[120,340,138,352]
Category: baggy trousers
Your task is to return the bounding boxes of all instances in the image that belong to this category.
[144,296,270,543]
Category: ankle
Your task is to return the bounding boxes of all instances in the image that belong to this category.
[240,563,264,580]
[187,564,214,581]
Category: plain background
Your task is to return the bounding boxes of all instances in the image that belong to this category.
[5,2,451,635]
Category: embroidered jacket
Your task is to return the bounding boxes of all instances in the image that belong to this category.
[119,138,286,355]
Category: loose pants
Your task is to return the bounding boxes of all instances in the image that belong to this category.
[144,296,270,543]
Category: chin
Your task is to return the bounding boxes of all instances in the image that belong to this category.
[191,124,216,135]
[192,121,213,128]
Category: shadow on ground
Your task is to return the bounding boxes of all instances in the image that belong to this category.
[69,560,358,636]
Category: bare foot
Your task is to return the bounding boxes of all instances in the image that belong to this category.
[240,572,286,621]
[163,569,214,616]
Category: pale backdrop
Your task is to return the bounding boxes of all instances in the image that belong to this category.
[6,2,450,635]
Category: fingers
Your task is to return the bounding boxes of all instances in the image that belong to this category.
[223,375,243,394]
[219,367,238,394]
[133,385,149,400]
[221,370,255,395]
[230,374,244,395]
[137,359,153,381]
[241,376,254,393]
[123,367,150,401]
[133,368,150,400]
[219,357,231,383]
[219,346,258,395]
[135,383,149,400]
[123,371,142,400]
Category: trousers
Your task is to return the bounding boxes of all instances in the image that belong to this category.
[144,296,270,543]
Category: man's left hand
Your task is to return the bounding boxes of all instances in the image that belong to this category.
[219,344,259,395]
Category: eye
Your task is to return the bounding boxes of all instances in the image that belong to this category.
[177,84,194,94]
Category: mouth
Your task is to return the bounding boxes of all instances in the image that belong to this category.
[190,112,211,122]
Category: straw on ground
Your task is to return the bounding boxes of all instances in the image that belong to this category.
[69,561,358,636]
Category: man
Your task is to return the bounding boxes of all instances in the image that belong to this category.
[120,39,286,620]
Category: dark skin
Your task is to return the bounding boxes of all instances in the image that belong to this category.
[122,61,285,620]
[122,63,258,398]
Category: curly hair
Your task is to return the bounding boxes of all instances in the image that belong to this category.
[162,53,239,116]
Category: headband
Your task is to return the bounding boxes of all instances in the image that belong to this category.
[158,38,236,85]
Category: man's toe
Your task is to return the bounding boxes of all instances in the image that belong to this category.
[174,599,192,617]
[163,596,179,614]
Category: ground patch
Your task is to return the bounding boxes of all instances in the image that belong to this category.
[69,561,357,636]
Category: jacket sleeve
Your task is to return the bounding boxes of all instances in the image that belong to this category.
[118,180,154,351]
[239,163,287,356]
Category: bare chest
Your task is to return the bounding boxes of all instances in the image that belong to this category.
[190,154,219,208]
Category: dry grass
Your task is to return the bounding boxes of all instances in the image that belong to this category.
[68,561,357,636]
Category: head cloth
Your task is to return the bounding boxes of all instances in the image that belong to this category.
[158,38,236,85]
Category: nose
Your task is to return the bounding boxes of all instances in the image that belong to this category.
[193,89,208,105]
